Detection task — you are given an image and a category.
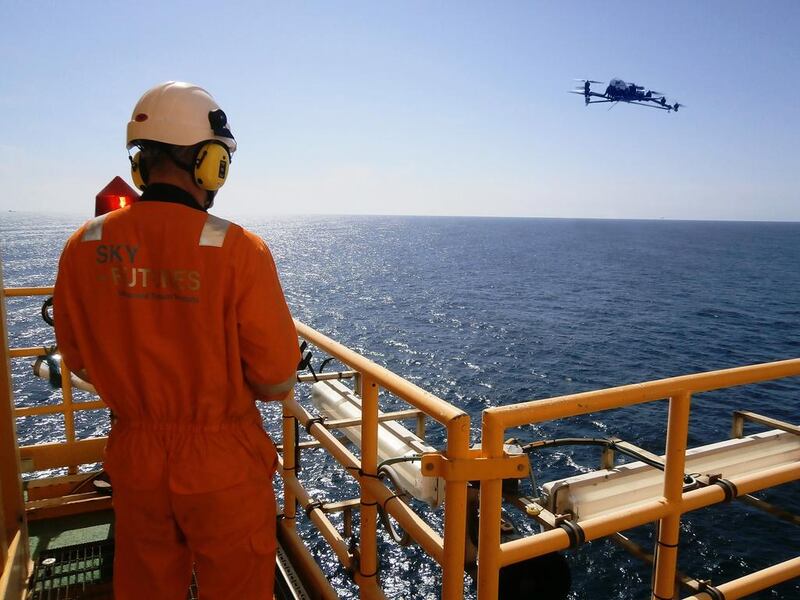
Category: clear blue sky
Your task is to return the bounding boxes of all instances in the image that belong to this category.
[1,1,798,220]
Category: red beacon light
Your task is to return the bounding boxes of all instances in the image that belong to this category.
[95,176,140,217]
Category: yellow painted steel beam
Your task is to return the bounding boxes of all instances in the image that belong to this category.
[14,400,106,418]
[18,438,106,472]
[732,410,799,436]
[281,395,298,523]
[422,452,528,481]
[26,494,112,521]
[499,498,671,566]
[61,364,76,448]
[441,413,471,600]
[682,556,800,600]
[26,472,101,501]
[476,407,507,600]
[2,287,53,297]
[8,347,54,359]
[499,461,800,569]
[652,392,692,600]
[297,370,357,383]
[280,470,351,565]
[681,462,800,512]
[324,408,422,429]
[485,358,800,430]
[295,320,466,425]
[0,269,27,576]
[357,375,379,599]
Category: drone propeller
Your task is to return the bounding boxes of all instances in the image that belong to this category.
[672,102,684,112]
[573,79,604,84]
[648,90,664,96]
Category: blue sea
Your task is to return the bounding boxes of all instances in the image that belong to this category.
[2,212,799,599]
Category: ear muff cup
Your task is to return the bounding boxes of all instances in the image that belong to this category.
[129,150,148,191]
[193,142,230,191]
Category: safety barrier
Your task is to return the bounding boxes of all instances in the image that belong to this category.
[287,321,474,600]
[2,284,799,599]
[477,360,800,600]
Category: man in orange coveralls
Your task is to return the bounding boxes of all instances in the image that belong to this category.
[54,81,300,600]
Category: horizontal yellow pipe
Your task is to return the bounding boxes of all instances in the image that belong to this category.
[281,471,351,566]
[682,556,800,600]
[9,347,53,359]
[3,287,53,297]
[499,499,670,566]
[19,438,106,471]
[486,358,800,429]
[15,401,106,418]
[682,463,800,513]
[295,320,466,425]
[500,462,800,568]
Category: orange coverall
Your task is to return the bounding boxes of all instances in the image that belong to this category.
[54,186,300,599]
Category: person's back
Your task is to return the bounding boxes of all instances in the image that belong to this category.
[54,81,299,600]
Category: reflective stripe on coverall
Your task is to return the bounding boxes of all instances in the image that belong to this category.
[54,189,300,600]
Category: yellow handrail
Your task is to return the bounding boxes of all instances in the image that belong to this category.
[4,288,108,474]
[291,320,473,599]
[477,358,800,600]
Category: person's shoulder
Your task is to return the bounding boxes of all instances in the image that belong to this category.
[227,223,270,254]
[63,212,112,250]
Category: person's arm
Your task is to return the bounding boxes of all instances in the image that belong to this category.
[249,375,296,402]
[53,240,88,379]
[237,234,301,402]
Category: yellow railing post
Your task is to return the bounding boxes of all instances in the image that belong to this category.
[652,391,692,600]
[281,393,298,524]
[440,413,471,600]
[60,363,78,475]
[358,374,380,597]
[477,411,504,600]
[0,270,29,583]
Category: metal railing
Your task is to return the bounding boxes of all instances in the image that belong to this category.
[476,360,800,600]
[2,285,799,599]
[287,321,473,600]
[4,287,107,476]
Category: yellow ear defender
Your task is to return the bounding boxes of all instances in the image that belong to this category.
[128,141,230,193]
[193,142,230,191]
[129,151,147,191]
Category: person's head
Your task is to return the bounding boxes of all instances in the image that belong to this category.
[126,82,237,209]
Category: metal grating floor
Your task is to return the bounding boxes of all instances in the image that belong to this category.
[28,540,199,600]
[28,540,115,600]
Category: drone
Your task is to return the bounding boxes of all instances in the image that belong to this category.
[571,78,683,112]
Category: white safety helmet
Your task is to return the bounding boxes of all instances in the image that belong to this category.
[126,81,236,153]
